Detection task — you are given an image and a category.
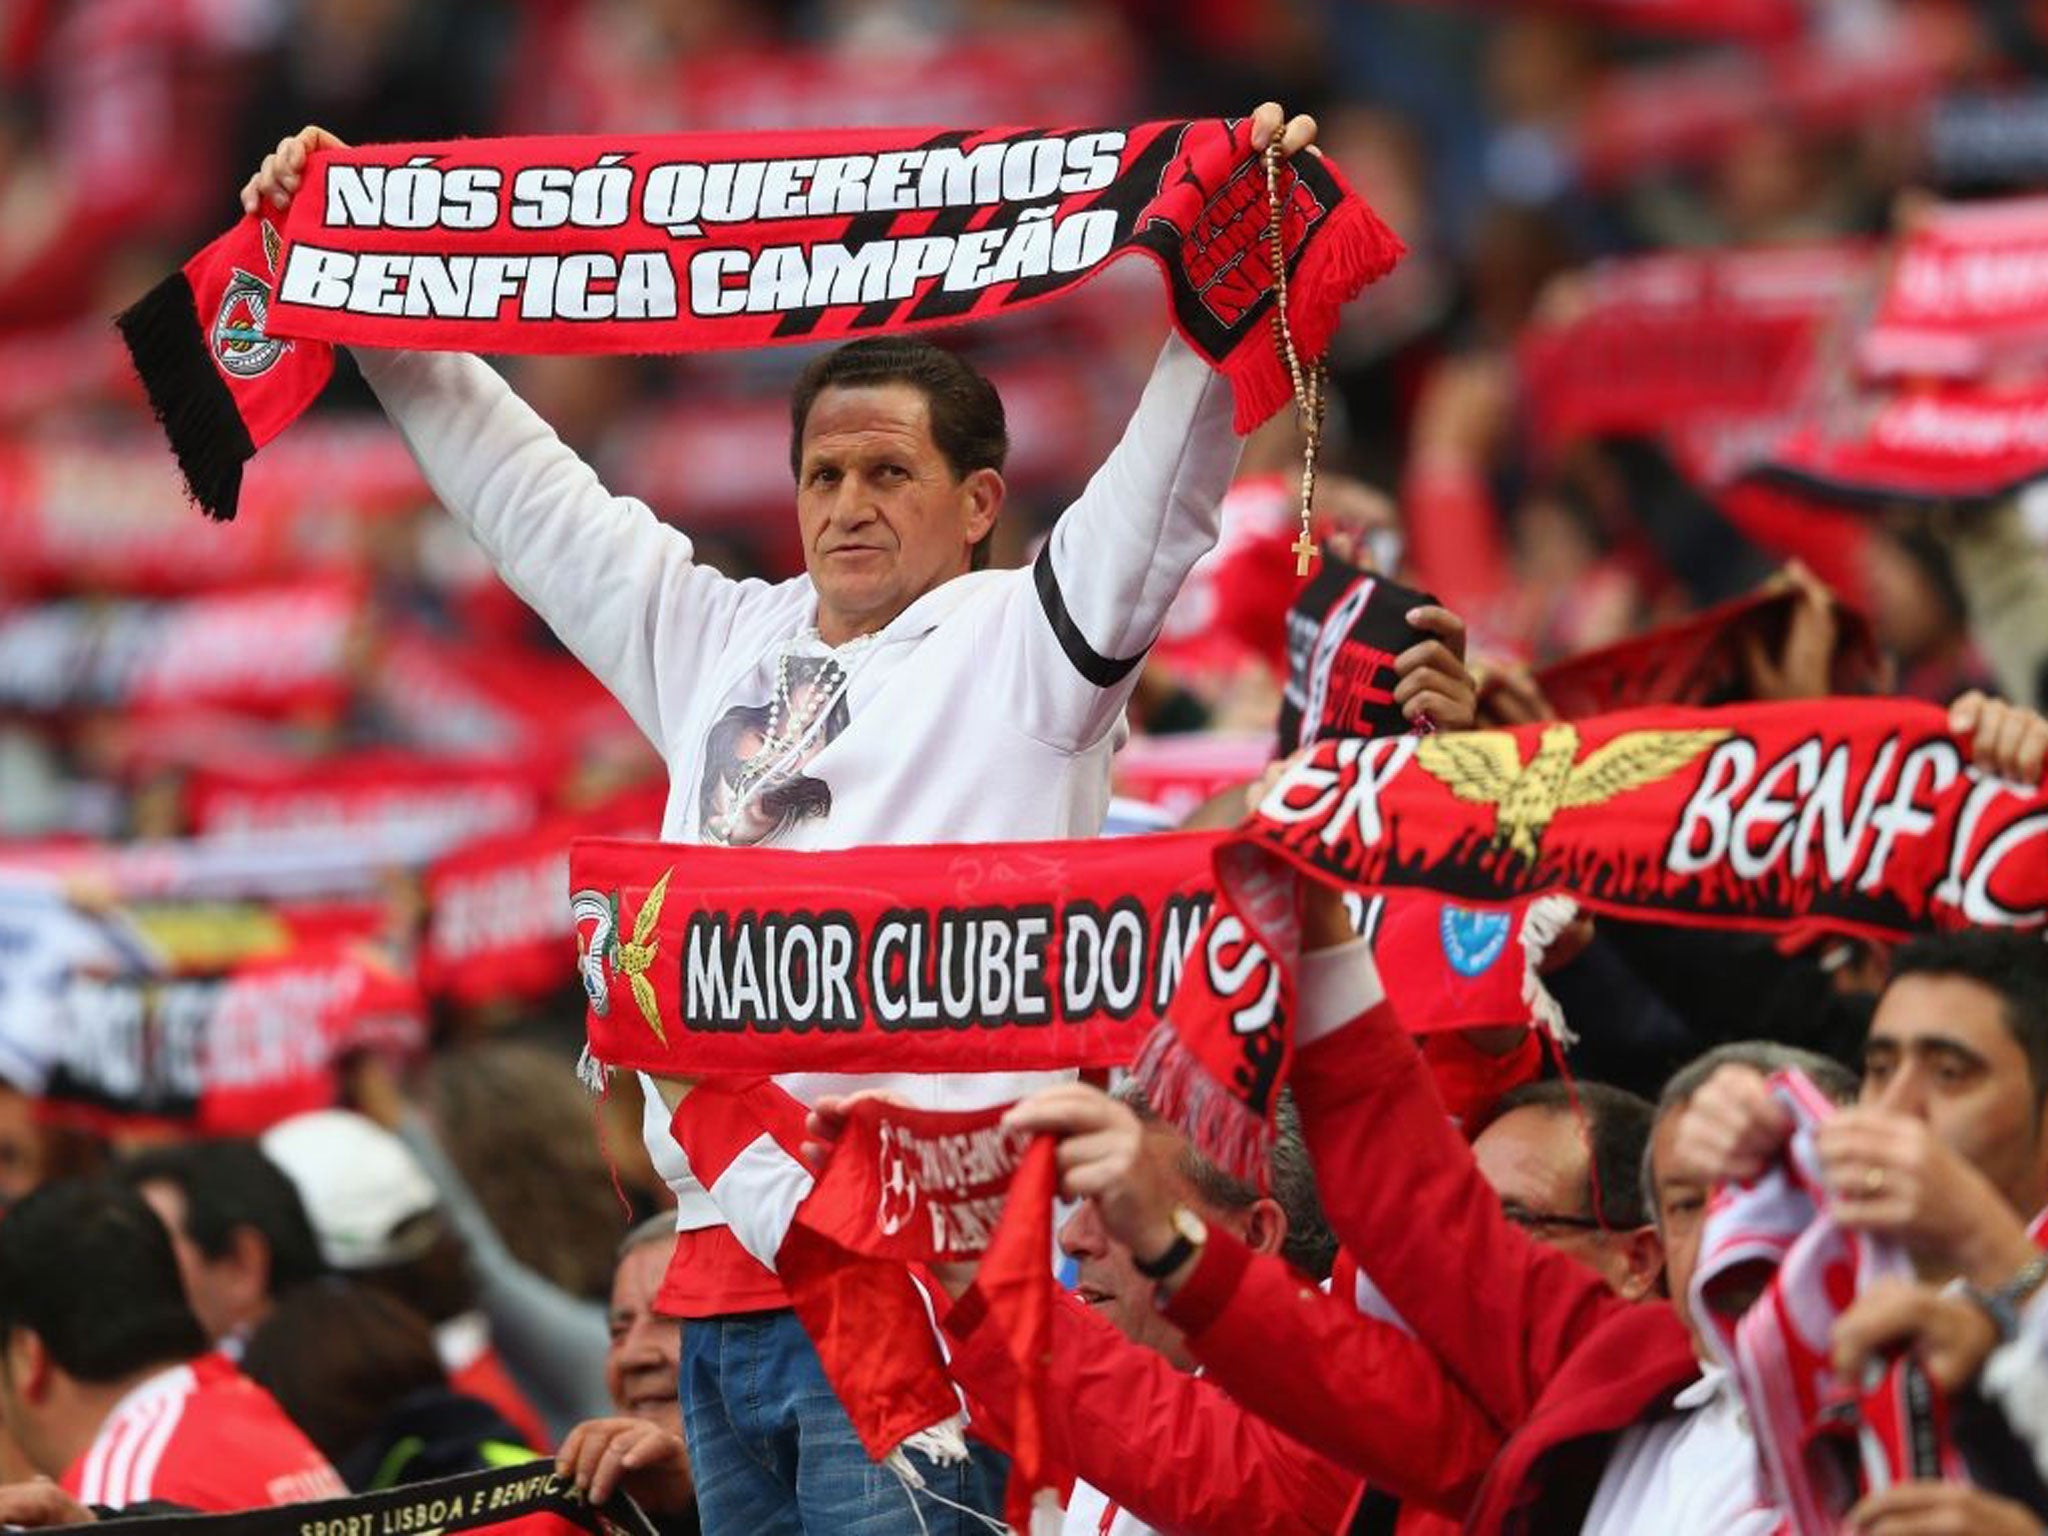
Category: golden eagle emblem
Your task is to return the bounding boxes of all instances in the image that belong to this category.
[612,867,673,1044]
[1416,724,1731,864]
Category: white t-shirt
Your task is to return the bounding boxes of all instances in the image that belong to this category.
[1582,1368,1780,1536]
[359,338,1240,1238]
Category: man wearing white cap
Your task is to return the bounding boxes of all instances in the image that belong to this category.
[261,1110,549,1452]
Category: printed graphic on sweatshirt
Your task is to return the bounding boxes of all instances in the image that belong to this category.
[698,652,851,847]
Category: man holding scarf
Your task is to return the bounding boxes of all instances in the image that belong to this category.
[238,102,1449,1536]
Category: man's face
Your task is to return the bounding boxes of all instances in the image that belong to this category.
[607,1237,680,1433]
[1861,973,2048,1218]
[1648,1112,1709,1328]
[1060,1181,1214,1373]
[1473,1105,1652,1298]
[136,1180,244,1344]
[796,384,997,644]
[0,1090,44,1211]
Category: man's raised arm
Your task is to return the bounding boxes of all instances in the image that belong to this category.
[995,106,1319,752]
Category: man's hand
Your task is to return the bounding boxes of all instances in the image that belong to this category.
[0,1478,95,1527]
[556,1417,694,1512]
[800,1089,909,1170]
[241,126,348,215]
[1831,1280,1999,1395]
[1002,1085,1183,1277]
[1667,1064,1793,1185]
[1848,1482,2042,1535]
[1475,660,1556,728]
[1249,104,1319,158]
[1412,355,1513,467]
[1395,605,1476,731]
[1816,1108,2039,1283]
[1951,690,2048,786]
[1739,560,1839,702]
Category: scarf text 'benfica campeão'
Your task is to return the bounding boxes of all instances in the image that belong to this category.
[117,121,1401,520]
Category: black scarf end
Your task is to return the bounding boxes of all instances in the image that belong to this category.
[115,271,253,522]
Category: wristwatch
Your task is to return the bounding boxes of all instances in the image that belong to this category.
[1133,1205,1208,1281]
[1964,1250,2048,1342]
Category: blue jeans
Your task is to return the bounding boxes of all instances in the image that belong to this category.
[681,1308,1008,1536]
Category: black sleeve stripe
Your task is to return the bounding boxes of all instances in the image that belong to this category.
[1032,543,1147,689]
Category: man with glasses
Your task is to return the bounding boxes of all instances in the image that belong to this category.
[1474,1079,1663,1303]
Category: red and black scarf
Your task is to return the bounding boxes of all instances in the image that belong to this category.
[1141,696,2048,1178]
[577,699,2048,1182]
[117,121,1401,520]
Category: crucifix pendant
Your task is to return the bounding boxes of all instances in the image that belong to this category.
[1292,530,1317,576]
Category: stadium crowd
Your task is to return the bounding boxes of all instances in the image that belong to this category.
[6,0,2048,1533]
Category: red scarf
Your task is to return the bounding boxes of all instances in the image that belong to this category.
[784,1098,1063,1531]
[43,938,421,1136]
[1524,586,1882,719]
[1515,243,1862,455]
[78,1461,658,1536]
[569,834,1583,1080]
[1693,1070,1967,1534]
[0,580,362,720]
[1141,697,2048,1180]
[117,122,1400,520]
[423,784,664,1006]
[0,423,421,596]
[187,749,555,852]
[1862,196,2048,380]
[1755,382,2048,508]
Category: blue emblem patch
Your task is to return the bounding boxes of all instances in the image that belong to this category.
[1440,906,1510,978]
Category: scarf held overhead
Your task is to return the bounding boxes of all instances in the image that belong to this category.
[569,833,1571,1079]
[1138,696,2048,1180]
[117,121,1402,519]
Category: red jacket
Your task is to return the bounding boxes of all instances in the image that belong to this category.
[946,1283,1361,1535]
[1164,992,1700,1535]
[1162,1231,1500,1523]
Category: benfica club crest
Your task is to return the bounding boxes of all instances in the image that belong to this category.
[211,220,288,379]
[212,269,284,377]
[571,869,672,1043]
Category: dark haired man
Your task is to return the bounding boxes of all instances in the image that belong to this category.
[1674,927,2048,1297]
[240,107,1435,1536]
[1474,1079,1664,1304]
[1002,869,1863,1534]
[119,1140,326,1350]
[0,1180,342,1512]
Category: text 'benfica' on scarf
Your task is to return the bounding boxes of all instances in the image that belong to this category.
[1139,694,2048,1181]
[115,121,1403,521]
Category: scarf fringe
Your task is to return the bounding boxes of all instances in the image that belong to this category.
[1515,894,1580,1049]
[886,1413,970,1481]
[575,1043,613,1097]
[1131,1020,1272,1188]
[1224,193,1407,432]
[114,270,254,522]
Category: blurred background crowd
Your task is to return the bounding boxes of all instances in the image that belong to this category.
[4,0,2048,1504]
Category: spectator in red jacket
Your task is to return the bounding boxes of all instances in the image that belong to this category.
[0,1179,344,1513]
[1004,880,1858,1535]
[1018,1088,1354,1536]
